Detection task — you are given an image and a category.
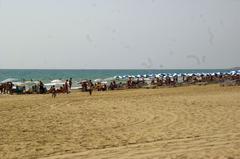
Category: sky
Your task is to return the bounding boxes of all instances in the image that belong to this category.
[0,0,240,69]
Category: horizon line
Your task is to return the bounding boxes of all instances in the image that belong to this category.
[0,68,234,70]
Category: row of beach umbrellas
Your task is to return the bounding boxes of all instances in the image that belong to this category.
[1,70,240,85]
[113,70,240,80]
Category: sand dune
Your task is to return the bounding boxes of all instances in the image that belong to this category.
[1,85,240,159]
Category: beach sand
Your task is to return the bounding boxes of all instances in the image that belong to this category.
[1,85,240,159]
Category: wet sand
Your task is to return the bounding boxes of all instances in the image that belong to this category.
[1,85,240,159]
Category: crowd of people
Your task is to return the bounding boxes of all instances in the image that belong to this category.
[0,78,73,96]
[48,78,73,97]
[1,72,240,96]
[0,82,14,94]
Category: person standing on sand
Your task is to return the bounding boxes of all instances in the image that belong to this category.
[52,85,56,98]
[88,80,94,95]
[69,78,72,89]
[39,81,44,94]
[64,80,69,94]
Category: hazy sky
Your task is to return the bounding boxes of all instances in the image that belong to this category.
[0,0,240,69]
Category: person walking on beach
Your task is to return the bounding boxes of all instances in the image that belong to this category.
[69,78,72,89]
[52,85,57,98]
[39,81,44,94]
[88,80,94,95]
[64,80,69,94]
[0,84,3,94]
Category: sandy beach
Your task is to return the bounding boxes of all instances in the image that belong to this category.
[1,85,240,159]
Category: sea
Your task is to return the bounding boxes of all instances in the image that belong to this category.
[0,69,232,84]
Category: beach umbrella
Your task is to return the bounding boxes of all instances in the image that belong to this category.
[24,81,38,87]
[122,75,127,79]
[104,77,115,81]
[80,80,88,83]
[144,77,151,80]
[51,79,64,83]
[25,81,33,83]
[1,78,19,83]
[45,83,55,86]
[143,74,147,78]
[127,75,134,78]
[113,76,123,80]
[13,82,25,86]
[216,72,221,75]
[173,73,178,77]
[148,74,153,77]
[24,80,40,84]
[177,73,182,77]
[230,71,236,75]
[94,79,103,83]
[45,82,64,88]
[101,81,108,84]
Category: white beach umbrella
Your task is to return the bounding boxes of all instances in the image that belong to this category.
[101,81,108,84]
[1,78,19,83]
[13,82,25,86]
[104,77,115,81]
[45,82,64,88]
[148,74,153,77]
[94,79,103,83]
[80,80,88,83]
[177,74,182,77]
[24,81,36,87]
[173,73,178,77]
[51,79,64,83]
[45,83,55,86]
[122,75,127,79]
